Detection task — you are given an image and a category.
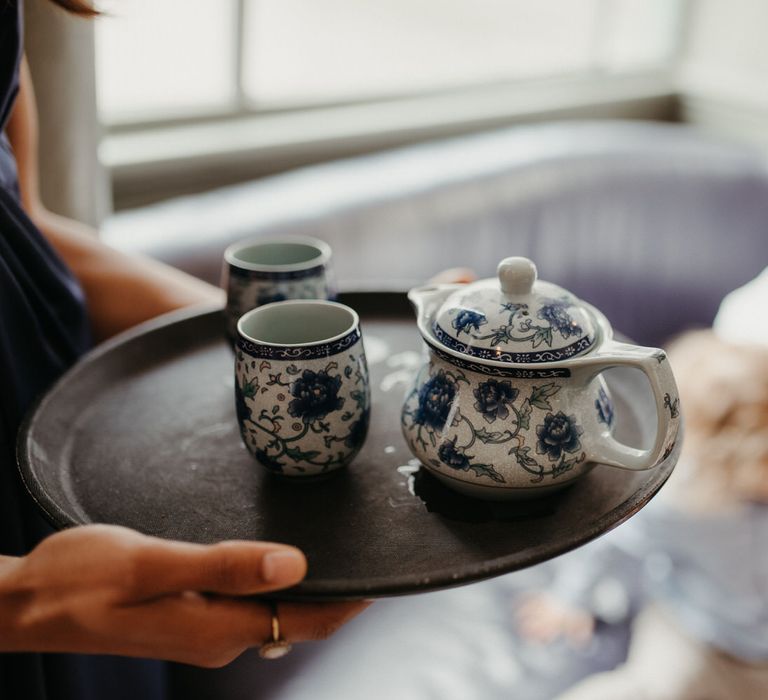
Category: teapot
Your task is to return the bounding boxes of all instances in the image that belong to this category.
[401,257,680,500]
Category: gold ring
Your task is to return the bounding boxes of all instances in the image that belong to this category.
[258,601,293,659]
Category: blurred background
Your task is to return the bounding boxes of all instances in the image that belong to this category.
[24,0,767,220]
[98,0,680,209]
[21,3,768,698]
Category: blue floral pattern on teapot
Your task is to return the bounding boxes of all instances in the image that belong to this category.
[402,257,680,500]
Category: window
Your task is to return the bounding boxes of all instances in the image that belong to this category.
[96,0,682,126]
[97,0,683,208]
[96,0,237,123]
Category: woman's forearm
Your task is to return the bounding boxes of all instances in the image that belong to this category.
[0,554,27,652]
[33,209,224,341]
[7,57,223,342]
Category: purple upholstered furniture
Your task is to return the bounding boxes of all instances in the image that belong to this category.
[106,120,768,347]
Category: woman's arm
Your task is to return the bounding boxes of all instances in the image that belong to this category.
[2,60,371,662]
[6,57,224,341]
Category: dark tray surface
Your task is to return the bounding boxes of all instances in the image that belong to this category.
[18,292,679,600]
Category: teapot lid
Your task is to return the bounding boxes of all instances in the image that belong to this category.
[432,257,597,364]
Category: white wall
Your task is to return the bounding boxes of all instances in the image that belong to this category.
[678,0,768,150]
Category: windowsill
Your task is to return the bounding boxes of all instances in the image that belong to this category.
[103,71,677,210]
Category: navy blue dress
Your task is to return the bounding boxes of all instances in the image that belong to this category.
[1,3,165,697]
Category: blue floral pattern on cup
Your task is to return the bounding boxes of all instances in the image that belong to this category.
[287,369,344,423]
[223,236,335,343]
[225,272,332,343]
[256,291,288,306]
[344,409,370,450]
[236,329,369,477]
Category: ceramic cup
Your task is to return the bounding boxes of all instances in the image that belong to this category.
[235,300,370,477]
[222,236,334,342]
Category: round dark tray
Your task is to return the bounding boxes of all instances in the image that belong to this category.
[17,292,679,600]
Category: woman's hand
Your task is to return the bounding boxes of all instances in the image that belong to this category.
[514,593,595,649]
[0,525,368,667]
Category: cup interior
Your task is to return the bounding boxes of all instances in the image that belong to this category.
[239,301,357,346]
[227,239,328,270]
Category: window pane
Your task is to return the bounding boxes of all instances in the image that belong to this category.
[95,0,237,123]
[599,0,681,71]
[243,0,601,106]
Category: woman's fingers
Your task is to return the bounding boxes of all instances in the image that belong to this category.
[23,526,307,599]
[108,595,371,667]
[130,538,308,598]
[9,525,369,664]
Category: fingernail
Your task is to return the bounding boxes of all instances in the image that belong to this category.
[262,550,306,584]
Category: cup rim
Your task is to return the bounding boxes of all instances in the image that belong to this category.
[224,235,331,273]
[237,300,360,348]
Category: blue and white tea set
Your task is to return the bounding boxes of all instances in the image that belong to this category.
[223,238,680,501]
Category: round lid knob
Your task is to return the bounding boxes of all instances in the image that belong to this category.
[498,257,537,296]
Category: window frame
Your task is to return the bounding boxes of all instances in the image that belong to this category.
[99,0,688,209]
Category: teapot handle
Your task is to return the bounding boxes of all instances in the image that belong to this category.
[579,341,681,470]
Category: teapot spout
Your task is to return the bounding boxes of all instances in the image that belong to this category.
[408,284,461,328]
